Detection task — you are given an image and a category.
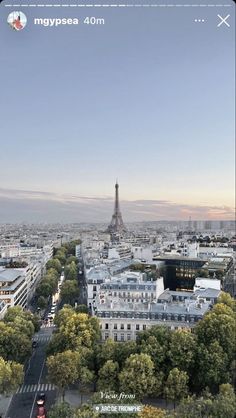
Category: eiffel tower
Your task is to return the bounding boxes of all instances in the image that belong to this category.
[107,181,127,235]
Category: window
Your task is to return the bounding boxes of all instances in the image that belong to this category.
[136,324,140,330]
[114,333,117,341]
[120,324,124,330]
[114,323,117,329]
[121,333,124,341]
[105,333,109,340]
[143,324,146,330]
[105,323,109,330]
[93,285,97,291]
[127,334,131,340]
[127,324,131,330]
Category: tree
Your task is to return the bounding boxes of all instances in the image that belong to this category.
[193,341,229,393]
[212,384,236,418]
[75,305,89,314]
[54,250,67,265]
[114,341,137,368]
[48,402,74,418]
[74,404,99,418]
[66,256,78,265]
[4,306,40,333]
[47,350,81,400]
[46,258,62,273]
[137,326,171,372]
[195,304,236,361]
[119,354,155,400]
[96,338,117,368]
[60,280,79,305]
[164,368,189,408]
[217,292,236,311]
[64,262,78,281]
[36,280,53,298]
[138,405,167,418]
[0,322,32,363]
[0,357,23,394]
[97,360,119,392]
[37,295,48,310]
[168,330,196,374]
[174,395,214,418]
[174,384,236,418]
[79,367,94,404]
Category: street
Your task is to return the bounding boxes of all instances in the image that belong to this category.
[6,326,57,418]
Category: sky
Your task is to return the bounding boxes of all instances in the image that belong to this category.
[0,0,235,222]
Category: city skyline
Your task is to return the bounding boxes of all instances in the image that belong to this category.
[0,186,234,223]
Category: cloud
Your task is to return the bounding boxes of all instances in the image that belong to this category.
[0,188,234,223]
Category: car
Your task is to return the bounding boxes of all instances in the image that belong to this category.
[36,393,46,407]
[36,405,46,418]
[32,340,38,348]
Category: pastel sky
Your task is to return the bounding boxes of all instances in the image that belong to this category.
[0,0,235,222]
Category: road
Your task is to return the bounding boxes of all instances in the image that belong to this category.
[78,270,87,306]
[6,326,57,418]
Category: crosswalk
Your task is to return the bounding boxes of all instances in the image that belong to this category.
[16,383,56,394]
[34,336,51,342]
[41,323,56,328]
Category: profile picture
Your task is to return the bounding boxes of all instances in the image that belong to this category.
[7,11,27,31]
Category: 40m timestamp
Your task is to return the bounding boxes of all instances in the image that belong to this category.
[84,17,105,25]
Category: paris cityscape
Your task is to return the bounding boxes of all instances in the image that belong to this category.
[0,181,235,418]
[0,0,235,416]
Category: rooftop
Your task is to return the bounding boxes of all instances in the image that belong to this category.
[0,268,22,282]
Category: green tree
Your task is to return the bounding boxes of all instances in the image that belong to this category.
[0,322,32,363]
[195,304,236,361]
[47,350,81,400]
[97,360,119,392]
[0,357,23,394]
[119,354,155,400]
[212,384,236,418]
[75,305,89,314]
[55,252,67,265]
[216,292,236,311]
[37,295,48,310]
[138,405,167,418]
[174,395,214,418]
[96,338,117,369]
[46,258,62,273]
[60,280,79,305]
[137,326,171,372]
[48,402,74,418]
[36,280,53,298]
[74,404,99,418]
[114,341,137,368]
[193,341,229,392]
[164,368,189,408]
[174,384,236,418]
[66,256,78,265]
[79,367,94,404]
[64,261,78,281]
[168,330,196,374]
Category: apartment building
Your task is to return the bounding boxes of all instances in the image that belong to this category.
[94,287,221,342]
[0,268,28,308]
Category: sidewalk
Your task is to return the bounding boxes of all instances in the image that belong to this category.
[0,394,12,418]
[61,389,92,408]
